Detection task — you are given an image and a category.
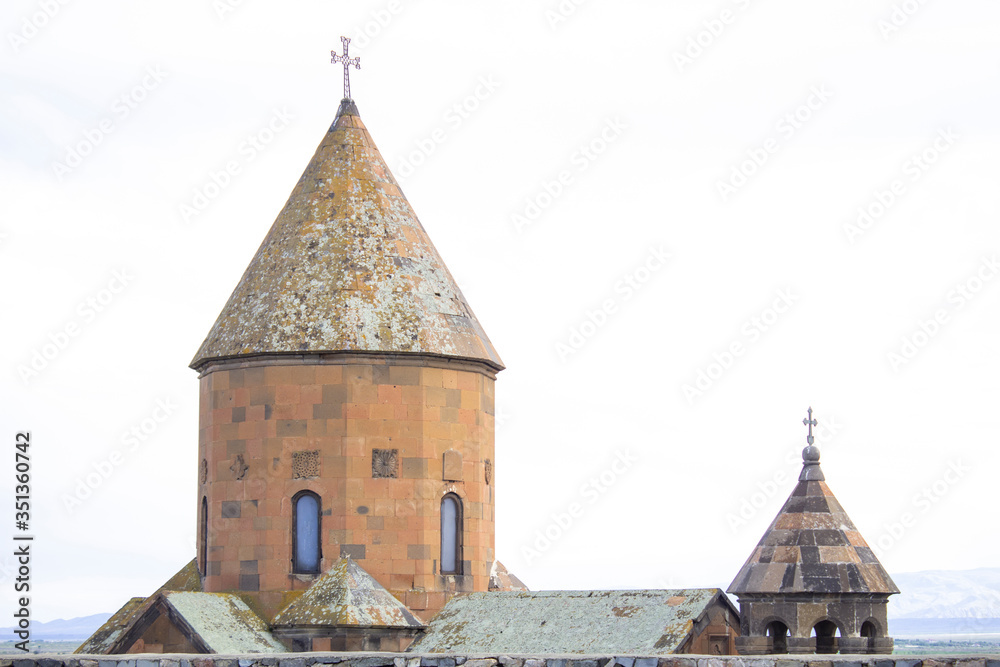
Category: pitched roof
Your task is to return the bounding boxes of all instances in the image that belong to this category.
[74,597,146,654]
[727,445,899,596]
[161,591,286,653]
[272,557,424,629]
[191,99,503,372]
[406,589,736,655]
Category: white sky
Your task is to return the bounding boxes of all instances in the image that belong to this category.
[1,0,999,624]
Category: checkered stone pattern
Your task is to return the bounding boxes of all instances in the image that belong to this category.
[729,480,899,595]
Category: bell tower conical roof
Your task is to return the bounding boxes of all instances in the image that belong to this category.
[728,412,899,596]
[190,98,503,372]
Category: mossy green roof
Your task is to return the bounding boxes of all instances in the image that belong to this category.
[272,557,424,629]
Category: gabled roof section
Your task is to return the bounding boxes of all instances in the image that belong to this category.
[191,99,503,372]
[406,589,734,655]
[74,597,146,654]
[272,557,424,629]
[728,445,899,596]
[162,591,286,653]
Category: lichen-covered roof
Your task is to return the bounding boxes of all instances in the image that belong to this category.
[74,597,146,654]
[728,452,899,596]
[272,557,424,629]
[155,558,203,594]
[406,589,732,655]
[164,592,287,653]
[190,98,503,372]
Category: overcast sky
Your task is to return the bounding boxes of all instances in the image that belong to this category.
[2,0,999,623]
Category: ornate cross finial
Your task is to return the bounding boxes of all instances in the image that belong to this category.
[803,407,818,445]
[331,36,361,100]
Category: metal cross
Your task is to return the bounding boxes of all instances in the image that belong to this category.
[331,36,361,100]
[803,407,818,445]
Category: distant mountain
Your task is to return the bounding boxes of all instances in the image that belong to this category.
[889,568,1000,620]
[4,613,110,641]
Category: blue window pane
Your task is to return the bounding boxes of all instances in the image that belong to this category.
[295,494,319,572]
[441,496,458,573]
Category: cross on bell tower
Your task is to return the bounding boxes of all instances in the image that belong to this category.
[331,36,361,100]
[803,406,817,445]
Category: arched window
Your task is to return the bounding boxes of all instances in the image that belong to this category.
[199,496,208,575]
[812,620,840,654]
[861,620,878,652]
[293,491,321,574]
[440,493,462,575]
[765,620,789,654]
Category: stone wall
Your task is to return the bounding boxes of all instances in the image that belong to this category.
[3,654,999,667]
[197,356,498,620]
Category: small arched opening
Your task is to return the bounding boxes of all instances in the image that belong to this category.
[812,620,840,654]
[440,493,463,575]
[765,620,789,654]
[199,496,208,576]
[292,491,321,574]
[861,620,879,652]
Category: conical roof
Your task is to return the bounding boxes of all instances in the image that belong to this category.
[272,557,424,629]
[728,440,899,596]
[191,99,503,372]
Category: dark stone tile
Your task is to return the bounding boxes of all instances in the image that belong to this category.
[856,546,879,564]
[221,501,241,518]
[372,365,390,385]
[232,406,246,423]
[239,574,260,591]
[797,532,817,547]
[322,384,348,404]
[814,530,845,546]
[780,565,797,590]
[240,559,258,574]
[760,546,775,563]
[341,544,365,559]
[313,403,342,419]
[804,496,830,512]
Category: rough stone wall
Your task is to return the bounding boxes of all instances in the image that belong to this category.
[684,603,741,655]
[3,653,999,667]
[197,357,497,620]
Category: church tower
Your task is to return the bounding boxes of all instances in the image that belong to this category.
[727,409,898,655]
[189,78,504,621]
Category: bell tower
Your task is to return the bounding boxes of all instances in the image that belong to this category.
[190,78,503,621]
[727,408,898,655]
